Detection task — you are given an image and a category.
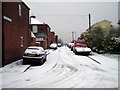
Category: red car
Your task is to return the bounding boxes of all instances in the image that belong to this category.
[73,40,91,55]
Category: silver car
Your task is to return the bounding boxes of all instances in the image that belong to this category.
[23,46,47,65]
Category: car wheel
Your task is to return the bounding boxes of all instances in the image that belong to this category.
[75,50,78,55]
[23,59,26,65]
[44,57,46,62]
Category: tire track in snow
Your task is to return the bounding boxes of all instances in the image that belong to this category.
[49,46,105,88]
[30,49,71,88]
[47,47,82,88]
[36,48,78,88]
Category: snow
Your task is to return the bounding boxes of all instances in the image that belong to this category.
[50,43,57,48]
[31,18,43,25]
[51,30,54,32]
[102,53,120,61]
[31,32,36,38]
[0,46,118,88]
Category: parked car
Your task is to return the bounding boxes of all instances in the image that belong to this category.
[68,43,74,48]
[50,43,57,49]
[73,40,91,55]
[23,46,47,65]
[57,43,62,47]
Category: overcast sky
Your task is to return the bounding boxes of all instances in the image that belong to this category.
[24,1,119,43]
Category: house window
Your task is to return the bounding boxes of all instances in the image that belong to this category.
[33,25,38,33]
[40,28,43,31]
[21,36,23,47]
[19,4,21,16]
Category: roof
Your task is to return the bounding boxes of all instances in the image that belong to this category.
[92,19,111,27]
[31,18,43,25]
[51,29,54,32]
[21,0,30,10]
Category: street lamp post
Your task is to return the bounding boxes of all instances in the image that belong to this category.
[29,15,36,46]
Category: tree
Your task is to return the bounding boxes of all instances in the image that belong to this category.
[104,27,120,52]
[85,27,104,53]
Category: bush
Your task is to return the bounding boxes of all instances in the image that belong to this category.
[84,26,120,53]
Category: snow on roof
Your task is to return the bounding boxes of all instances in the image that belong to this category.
[31,32,36,38]
[28,46,44,50]
[31,18,43,25]
[51,30,54,32]
[22,0,30,9]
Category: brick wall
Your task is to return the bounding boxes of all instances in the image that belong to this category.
[31,37,36,46]
[3,2,29,65]
[51,32,55,43]
[31,24,51,49]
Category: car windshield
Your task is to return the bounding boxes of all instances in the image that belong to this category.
[28,48,39,50]
[76,42,85,45]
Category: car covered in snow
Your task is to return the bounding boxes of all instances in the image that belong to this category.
[68,43,74,48]
[57,43,62,47]
[50,43,57,49]
[73,40,91,55]
[23,46,47,65]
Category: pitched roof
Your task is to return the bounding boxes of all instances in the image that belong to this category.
[31,18,43,25]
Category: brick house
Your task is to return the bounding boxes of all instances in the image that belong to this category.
[2,1,30,66]
[50,31,55,44]
[31,18,51,49]
[31,32,36,46]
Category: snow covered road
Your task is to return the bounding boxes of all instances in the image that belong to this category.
[1,46,118,88]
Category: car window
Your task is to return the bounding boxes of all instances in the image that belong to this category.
[76,42,85,45]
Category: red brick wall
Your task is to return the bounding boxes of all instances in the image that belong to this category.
[31,24,51,48]
[3,2,29,65]
[46,25,51,48]
[51,32,55,43]
[31,37,36,46]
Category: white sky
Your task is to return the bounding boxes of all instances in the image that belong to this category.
[24,0,119,43]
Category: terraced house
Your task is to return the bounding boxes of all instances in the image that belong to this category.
[1,1,30,66]
[31,18,51,49]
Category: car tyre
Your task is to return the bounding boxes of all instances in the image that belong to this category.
[23,59,27,65]
[75,50,78,55]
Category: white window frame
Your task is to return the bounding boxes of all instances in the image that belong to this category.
[21,36,23,47]
[32,25,38,33]
[19,4,21,16]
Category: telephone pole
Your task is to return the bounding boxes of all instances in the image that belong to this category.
[89,13,91,29]
[72,32,74,41]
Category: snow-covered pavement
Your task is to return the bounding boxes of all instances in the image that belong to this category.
[0,46,118,88]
